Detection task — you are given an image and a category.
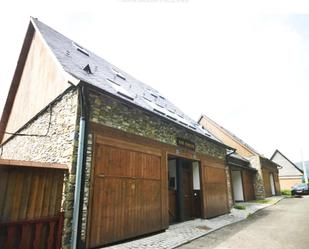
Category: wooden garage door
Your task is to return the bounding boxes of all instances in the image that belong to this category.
[242,171,255,201]
[262,169,272,197]
[201,159,229,218]
[88,138,163,248]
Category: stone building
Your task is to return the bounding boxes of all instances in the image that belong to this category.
[271,149,303,190]
[0,18,234,248]
[198,115,281,200]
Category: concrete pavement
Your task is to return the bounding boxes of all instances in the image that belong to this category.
[180,196,309,249]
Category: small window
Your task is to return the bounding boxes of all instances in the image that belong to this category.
[107,78,120,86]
[112,68,126,80]
[72,42,89,56]
[107,79,134,100]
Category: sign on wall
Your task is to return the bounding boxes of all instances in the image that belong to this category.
[176,137,196,151]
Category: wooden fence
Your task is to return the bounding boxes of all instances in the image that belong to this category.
[0,212,64,249]
[0,159,67,249]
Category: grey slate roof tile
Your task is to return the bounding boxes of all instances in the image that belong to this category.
[31,18,222,142]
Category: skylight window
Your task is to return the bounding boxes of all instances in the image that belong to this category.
[107,78,120,86]
[112,68,126,80]
[177,115,190,126]
[107,78,134,100]
[72,42,89,56]
[147,101,167,116]
[143,96,152,102]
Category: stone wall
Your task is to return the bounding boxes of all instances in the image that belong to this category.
[77,91,228,242]
[0,89,78,165]
[225,167,234,208]
[88,91,226,159]
[249,155,266,199]
[0,88,79,248]
[81,134,93,243]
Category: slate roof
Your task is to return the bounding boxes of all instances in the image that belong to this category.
[271,150,303,177]
[30,18,224,143]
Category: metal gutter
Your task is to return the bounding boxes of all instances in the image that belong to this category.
[71,84,88,249]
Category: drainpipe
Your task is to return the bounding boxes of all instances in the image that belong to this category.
[71,85,87,249]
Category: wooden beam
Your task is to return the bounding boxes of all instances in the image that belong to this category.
[0,159,67,170]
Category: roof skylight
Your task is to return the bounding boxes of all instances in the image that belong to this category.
[112,68,126,80]
[72,42,89,56]
[107,78,134,101]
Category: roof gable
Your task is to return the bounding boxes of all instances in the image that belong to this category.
[30,18,222,142]
[198,114,261,157]
[271,150,303,177]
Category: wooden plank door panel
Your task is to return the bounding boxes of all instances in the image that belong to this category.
[89,142,163,248]
[201,163,229,218]
[182,164,193,220]
[242,171,255,201]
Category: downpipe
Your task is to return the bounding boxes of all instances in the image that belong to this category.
[71,85,87,249]
[71,116,85,249]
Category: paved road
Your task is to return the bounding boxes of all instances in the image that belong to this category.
[180,196,309,249]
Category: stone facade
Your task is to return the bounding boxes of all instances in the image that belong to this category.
[249,155,266,199]
[0,88,79,248]
[88,91,226,159]
[0,89,78,165]
[81,134,93,243]
[77,91,228,242]
[225,167,234,208]
[0,88,229,248]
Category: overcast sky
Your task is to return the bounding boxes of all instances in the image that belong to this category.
[0,0,308,162]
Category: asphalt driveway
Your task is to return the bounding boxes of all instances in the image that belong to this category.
[179,196,309,249]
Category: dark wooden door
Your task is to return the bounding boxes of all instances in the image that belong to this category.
[89,138,163,248]
[201,158,229,218]
[182,163,193,220]
[242,171,255,201]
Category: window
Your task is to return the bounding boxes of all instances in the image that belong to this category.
[112,68,126,80]
[72,42,89,56]
[107,78,134,100]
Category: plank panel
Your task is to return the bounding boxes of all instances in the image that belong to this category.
[262,169,271,197]
[201,160,229,218]
[89,142,163,248]
[0,166,65,222]
[242,171,255,201]
[0,169,9,216]
[3,30,68,142]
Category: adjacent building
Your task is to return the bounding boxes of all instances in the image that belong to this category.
[0,18,233,248]
[198,115,281,200]
[271,150,303,190]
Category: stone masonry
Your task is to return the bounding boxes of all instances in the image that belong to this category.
[0,88,79,248]
[0,88,230,248]
[225,167,234,208]
[249,155,266,199]
[78,91,229,243]
[88,91,226,159]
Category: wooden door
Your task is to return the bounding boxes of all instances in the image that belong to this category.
[201,158,229,218]
[88,139,163,248]
[262,169,271,197]
[182,163,193,220]
[242,171,255,201]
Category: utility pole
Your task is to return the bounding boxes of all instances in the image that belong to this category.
[301,149,308,184]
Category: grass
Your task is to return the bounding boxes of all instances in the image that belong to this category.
[249,199,273,204]
[281,189,292,196]
[234,204,246,210]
